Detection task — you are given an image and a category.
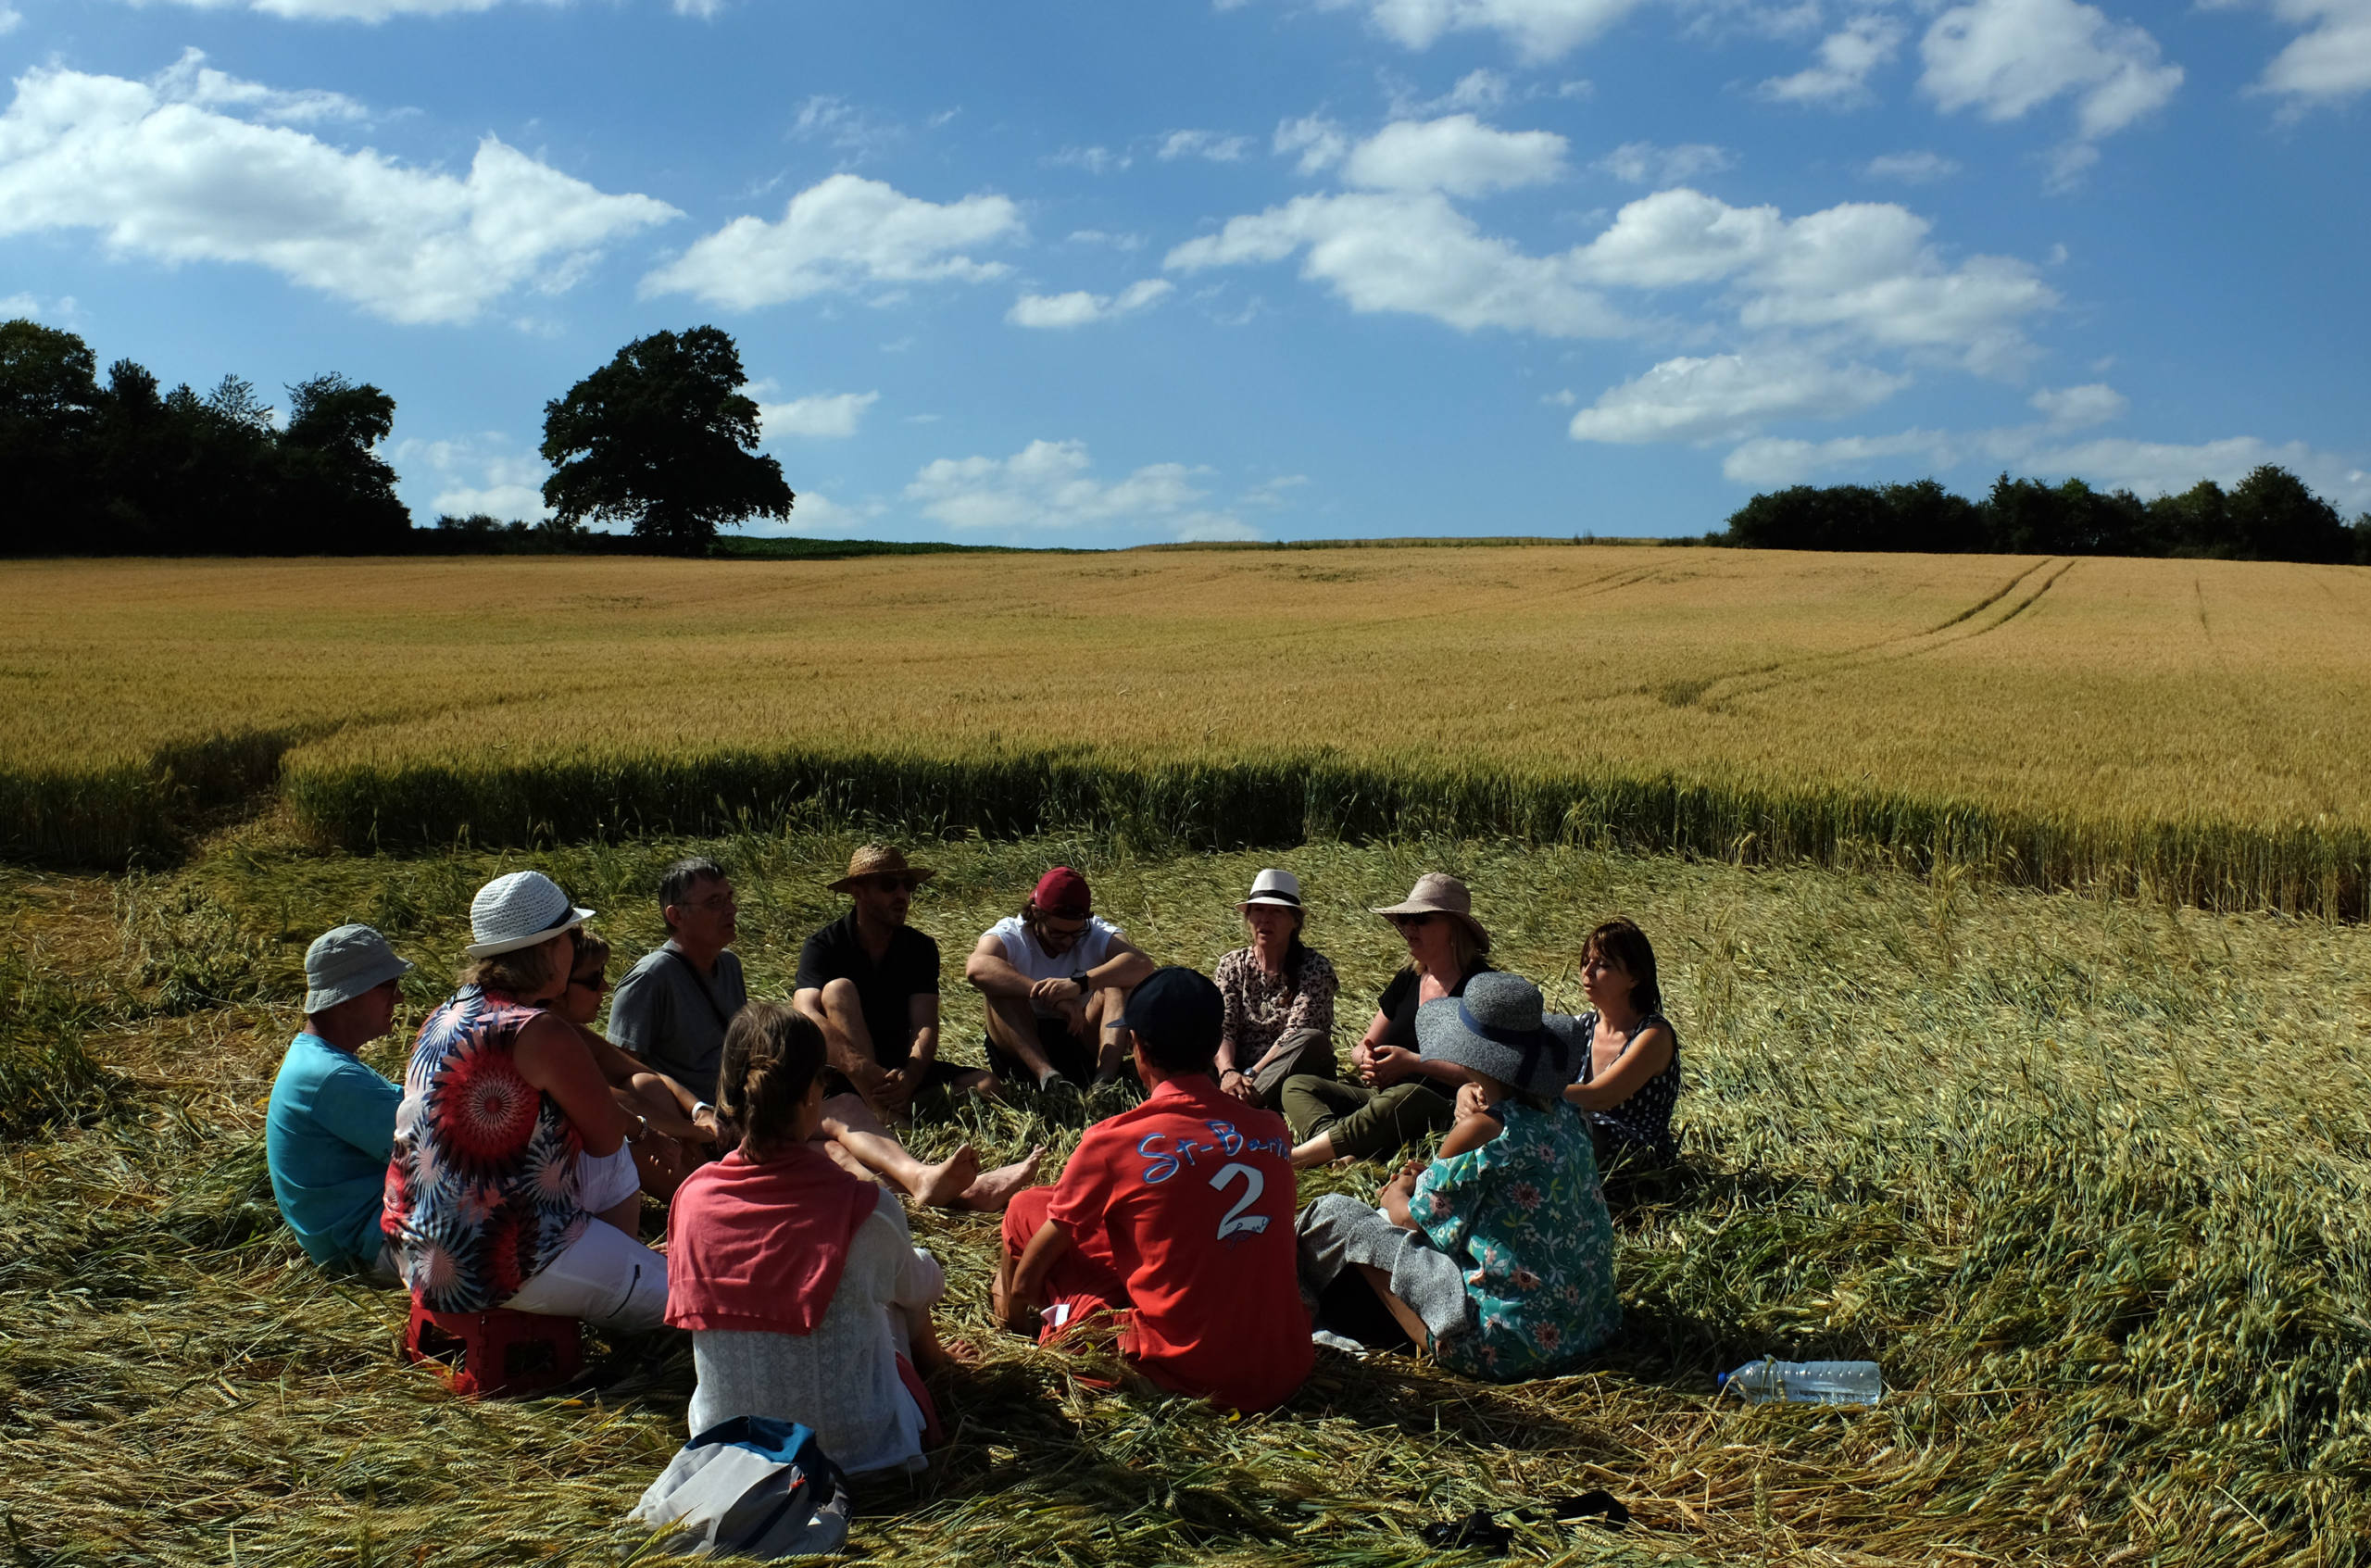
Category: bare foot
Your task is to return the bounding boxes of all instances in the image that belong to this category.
[959,1145,1048,1210]
[913,1332,982,1374]
[915,1144,982,1208]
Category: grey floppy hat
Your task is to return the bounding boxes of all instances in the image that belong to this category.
[304,923,412,1013]
[465,871,595,959]
[1371,871,1491,952]
[1414,972,1580,1098]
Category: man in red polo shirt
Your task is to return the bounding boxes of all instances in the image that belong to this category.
[994,966,1313,1412]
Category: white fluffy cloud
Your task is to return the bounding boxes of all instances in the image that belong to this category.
[1920,0,2182,179]
[1584,189,2052,370]
[0,6,19,33]
[1170,183,2052,368]
[1166,190,1630,337]
[1297,0,1650,60]
[134,0,503,19]
[1274,114,1351,174]
[0,60,675,324]
[1341,114,1567,195]
[1006,278,1173,328]
[1863,150,1962,182]
[1570,352,1910,443]
[2028,382,2126,429]
[735,491,884,537]
[0,290,74,320]
[1760,13,1907,106]
[904,438,1250,537]
[152,48,367,123]
[394,433,552,521]
[2209,0,2371,105]
[1160,129,1254,161]
[1595,140,1734,184]
[1048,144,1130,173]
[1723,429,1955,485]
[759,391,878,440]
[642,173,1022,309]
[790,94,906,160]
[1437,69,1512,109]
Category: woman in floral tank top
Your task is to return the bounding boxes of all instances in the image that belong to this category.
[387,985,590,1310]
[383,872,670,1329]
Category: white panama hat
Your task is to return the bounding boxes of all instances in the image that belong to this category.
[466,871,595,959]
[1238,868,1303,910]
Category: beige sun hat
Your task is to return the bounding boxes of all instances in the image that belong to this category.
[1370,871,1490,952]
[828,844,938,894]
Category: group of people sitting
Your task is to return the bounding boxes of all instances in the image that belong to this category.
[264,848,1681,1484]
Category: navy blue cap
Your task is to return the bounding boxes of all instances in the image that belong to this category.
[1112,965,1223,1053]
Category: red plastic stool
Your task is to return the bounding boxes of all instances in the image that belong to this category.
[404,1298,584,1398]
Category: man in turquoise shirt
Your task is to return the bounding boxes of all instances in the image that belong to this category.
[266,923,411,1282]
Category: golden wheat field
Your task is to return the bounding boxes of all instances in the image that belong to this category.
[4,546,2368,909]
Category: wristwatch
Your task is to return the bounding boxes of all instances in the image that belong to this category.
[1070,970,1089,990]
[693,1099,715,1123]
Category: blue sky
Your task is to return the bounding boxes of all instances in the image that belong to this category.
[3,0,2365,546]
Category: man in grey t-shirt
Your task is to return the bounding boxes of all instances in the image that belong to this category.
[609,857,747,1102]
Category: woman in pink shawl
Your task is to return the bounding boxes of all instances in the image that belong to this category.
[665,1002,957,1478]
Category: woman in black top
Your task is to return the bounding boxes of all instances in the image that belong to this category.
[1453,916,1682,1173]
[1283,872,1493,1168]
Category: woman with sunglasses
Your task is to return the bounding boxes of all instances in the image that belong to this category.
[559,930,722,1202]
[384,872,668,1328]
[1282,872,1494,1169]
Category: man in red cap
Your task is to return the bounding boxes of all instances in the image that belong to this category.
[964,866,1154,1089]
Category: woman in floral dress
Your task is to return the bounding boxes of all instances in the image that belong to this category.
[1296,972,1619,1381]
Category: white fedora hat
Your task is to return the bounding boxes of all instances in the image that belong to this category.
[466,871,595,959]
[1237,868,1304,910]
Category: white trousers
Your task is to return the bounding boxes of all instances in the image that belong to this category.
[576,1144,643,1214]
[506,1217,670,1330]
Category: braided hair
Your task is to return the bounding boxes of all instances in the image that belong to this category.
[715,1000,827,1158]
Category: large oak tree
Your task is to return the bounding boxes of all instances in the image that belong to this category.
[539,326,793,552]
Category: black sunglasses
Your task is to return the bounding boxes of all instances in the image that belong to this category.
[1386,912,1436,930]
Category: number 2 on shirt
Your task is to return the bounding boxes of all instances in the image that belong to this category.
[1210,1161,1269,1238]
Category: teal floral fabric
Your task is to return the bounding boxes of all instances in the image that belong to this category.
[1411,1098,1620,1381]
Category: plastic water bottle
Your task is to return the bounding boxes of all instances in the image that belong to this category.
[1720,1359,1883,1406]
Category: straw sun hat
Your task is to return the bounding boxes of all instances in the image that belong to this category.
[465,871,595,959]
[829,844,938,894]
[1370,871,1491,952]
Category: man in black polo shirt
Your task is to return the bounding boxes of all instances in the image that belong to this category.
[794,845,998,1123]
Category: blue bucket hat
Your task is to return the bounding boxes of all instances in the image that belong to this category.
[1413,972,1580,1097]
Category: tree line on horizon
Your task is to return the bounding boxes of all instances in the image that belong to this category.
[1716,470,2371,565]
[1,319,791,558]
[9,315,2369,565]
[1,318,414,556]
